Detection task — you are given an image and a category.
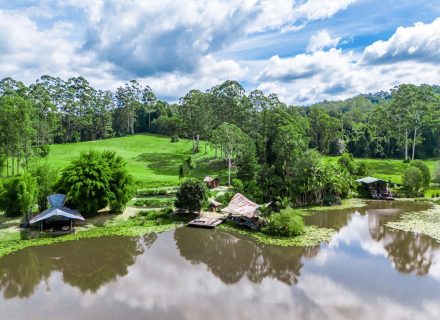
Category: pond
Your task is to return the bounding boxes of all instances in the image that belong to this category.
[0,201,439,320]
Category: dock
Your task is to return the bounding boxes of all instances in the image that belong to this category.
[187,218,223,229]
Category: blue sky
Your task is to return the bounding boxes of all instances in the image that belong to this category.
[1,0,440,104]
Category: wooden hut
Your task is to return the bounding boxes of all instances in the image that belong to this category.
[356,177,393,200]
[29,194,85,234]
[208,199,222,212]
[203,176,219,188]
[221,193,265,230]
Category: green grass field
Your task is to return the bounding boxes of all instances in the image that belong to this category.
[38,134,230,188]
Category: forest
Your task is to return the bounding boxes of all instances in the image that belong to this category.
[0,76,439,207]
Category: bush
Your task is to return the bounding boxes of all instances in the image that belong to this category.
[34,145,50,158]
[174,179,208,215]
[410,160,431,190]
[0,173,37,217]
[56,150,135,216]
[403,166,424,196]
[133,199,174,208]
[262,208,305,237]
[170,135,179,143]
[137,189,169,197]
[29,162,58,211]
[232,178,244,193]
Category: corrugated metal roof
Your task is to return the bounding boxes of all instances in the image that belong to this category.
[221,193,260,218]
[29,193,84,224]
[29,207,84,224]
[356,176,385,184]
[203,176,214,182]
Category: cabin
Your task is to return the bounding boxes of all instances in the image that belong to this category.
[221,193,265,230]
[203,176,220,189]
[208,199,222,212]
[29,194,85,234]
[356,177,393,200]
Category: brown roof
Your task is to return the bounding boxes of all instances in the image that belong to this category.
[221,193,260,218]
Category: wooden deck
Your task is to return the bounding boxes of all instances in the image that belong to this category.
[187,218,223,229]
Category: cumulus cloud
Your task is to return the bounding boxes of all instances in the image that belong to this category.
[307,30,341,52]
[362,17,440,64]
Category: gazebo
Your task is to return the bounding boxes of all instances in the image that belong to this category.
[29,194,85,234]
[221,193,265,230]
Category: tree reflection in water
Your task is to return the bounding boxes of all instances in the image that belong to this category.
[174,227,319,285]
[367,209,440,276]
[0,234,156,299]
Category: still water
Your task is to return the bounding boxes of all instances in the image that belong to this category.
[0,201,439,320]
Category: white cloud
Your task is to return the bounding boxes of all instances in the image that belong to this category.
[363,17,440,64]
[307,30,341,52]
[293,0,357,21]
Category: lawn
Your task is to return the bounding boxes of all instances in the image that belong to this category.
[37,134,231,188]
[324,156,439,184]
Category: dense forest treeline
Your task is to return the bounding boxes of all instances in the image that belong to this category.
[0,75,439,205]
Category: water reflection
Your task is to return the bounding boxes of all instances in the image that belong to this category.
[0,234,156,298]
[174,227,319,285]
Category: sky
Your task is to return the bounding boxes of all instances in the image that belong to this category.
[1,0,440,105]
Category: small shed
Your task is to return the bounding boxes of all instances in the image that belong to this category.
[29,194,85,234]
[221,193,265,230]
[356,177,393,200]
[208,199,222,212]
[204,176,219,188]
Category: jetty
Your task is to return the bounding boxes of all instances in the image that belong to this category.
[188,217,223,229]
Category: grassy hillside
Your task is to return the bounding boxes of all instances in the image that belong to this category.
[324,156,438,184]
[41,134,230,188]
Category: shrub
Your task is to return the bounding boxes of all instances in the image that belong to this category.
[338,152,356,174]
[403,166,424,196]
[34,145,50,158]
[29,162,58,211]
[232,178,244,193]
[174,179,208,215]
[0,173,37,217]
[56,150,135,216]
[262,208,305,237]
[410,160,431,190]
[171,135,179,143]
[133,199,174,208]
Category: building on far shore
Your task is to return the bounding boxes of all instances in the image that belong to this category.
[356,177,393,200]
[204,176,220,188]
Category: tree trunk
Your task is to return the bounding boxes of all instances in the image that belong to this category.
[215,145,217,159]
[228,156,231,186]
[196,135,200,151]
[412,127,417,161]
[404,129,408,160]
[148,112,151,128]
[11,155,14,176]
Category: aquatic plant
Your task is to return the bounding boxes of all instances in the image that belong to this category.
[299,198,367,214]
[386,205,440,243]
[219,223,335,247]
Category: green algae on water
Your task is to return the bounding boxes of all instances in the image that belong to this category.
[219,224,336,247]
[386,205,440,243]
[0,219,179,259]
[300,198,367,214]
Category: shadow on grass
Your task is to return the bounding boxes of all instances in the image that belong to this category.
[136,153,187,176]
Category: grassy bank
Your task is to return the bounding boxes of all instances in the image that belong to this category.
[34,134,231,188]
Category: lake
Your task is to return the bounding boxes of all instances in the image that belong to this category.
[0,201,439,320]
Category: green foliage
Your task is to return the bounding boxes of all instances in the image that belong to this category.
[174,179,208,215]
[133,199,174,208]
[262,208,305,237]
[231,178,244,193]
[29,162,58,211]
[403,166,424,195]
[410,160,431,189]
[0,173,37,217]
[57,150,135,216]
[436,162,440,185]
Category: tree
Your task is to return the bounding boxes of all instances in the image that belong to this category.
[56,150,134,216]
[410,160,431,190]
[435,162,440,185]
[30,162,58,211]
[403,167,424,195]
[174,179,208,215]
[0,173,37,217]
[212,123,250,186]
